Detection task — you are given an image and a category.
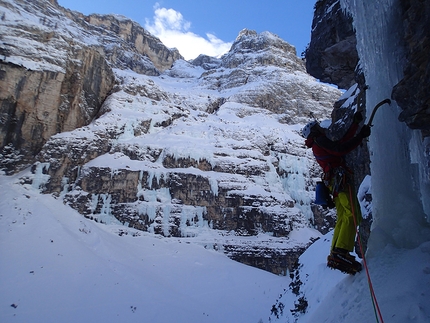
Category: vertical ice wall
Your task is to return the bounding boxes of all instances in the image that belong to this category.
[340,0,430,251]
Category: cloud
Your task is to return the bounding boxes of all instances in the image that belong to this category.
[145,5,232,60]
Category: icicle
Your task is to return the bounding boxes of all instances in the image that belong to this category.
[60,177,69,198]
[179,206,208,237]
[209,177,219,196]
[147,170,155,189]
[90,194,99,214]
[278,154,313,220]
[162,204,171,236]
[195,206,207,228]
[99,194,118,224]
[155,172,163,186]
[117,122,135,141]
[32,162,50,190]
[137,170,144,198]
[144,203,157,221]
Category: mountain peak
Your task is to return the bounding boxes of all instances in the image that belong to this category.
[236,28,258,39]
[231,28,297,56]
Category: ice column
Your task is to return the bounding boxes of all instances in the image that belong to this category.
[340,0,430,251]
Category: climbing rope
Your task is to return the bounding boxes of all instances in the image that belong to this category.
[349,184,384,323]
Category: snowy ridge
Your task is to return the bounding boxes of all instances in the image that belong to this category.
[269,230,430,323]
[0,0,94,72]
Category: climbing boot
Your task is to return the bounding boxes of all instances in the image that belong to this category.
[327,248,362,275]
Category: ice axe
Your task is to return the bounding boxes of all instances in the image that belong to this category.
[366,98,391,126]
[354,85,390,126]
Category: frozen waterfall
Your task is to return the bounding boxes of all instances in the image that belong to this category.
[340,0,430,251]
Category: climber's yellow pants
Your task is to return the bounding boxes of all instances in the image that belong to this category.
[331,183,362,252]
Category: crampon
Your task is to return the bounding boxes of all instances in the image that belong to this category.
[327,253,362,275]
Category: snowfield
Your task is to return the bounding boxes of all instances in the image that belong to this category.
[2,171,430,323]
[0,172,286,323]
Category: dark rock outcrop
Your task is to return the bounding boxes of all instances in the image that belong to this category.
[305,0,358,90]
[392,0,430,134]
[310,204,336,235]
[307,0,430,134]
[224,244,310,275]
[191,54,222,70]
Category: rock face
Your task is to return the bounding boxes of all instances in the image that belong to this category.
[63,12,183,75]
[224,243,311,275]
[197,29,338,124]
[305,0,358,90]
[0,47,114,173]
[391,0,430,135]
[0,0,181,173]
[27,25,341,273]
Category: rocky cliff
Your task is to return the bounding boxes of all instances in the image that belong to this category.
[0,0,181,174]
[305,0,358,90]
[391,0,430,135]
[63,11,183,74]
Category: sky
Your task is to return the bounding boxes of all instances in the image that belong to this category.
[57,0,317,60]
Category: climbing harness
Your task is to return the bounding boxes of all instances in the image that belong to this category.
[332,167,347,196]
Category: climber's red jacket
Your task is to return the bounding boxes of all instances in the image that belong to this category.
[305,122,365,175]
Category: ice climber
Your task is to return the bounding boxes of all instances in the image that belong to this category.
[302,112,371,274]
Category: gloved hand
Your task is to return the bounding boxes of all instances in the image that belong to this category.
[353,111,364,123]
[359,125,371,138]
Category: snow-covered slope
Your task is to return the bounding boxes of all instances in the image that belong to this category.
[3,170,429,323]
[0,173,287,323]
[279,234,430,323]
[269,177,430,323]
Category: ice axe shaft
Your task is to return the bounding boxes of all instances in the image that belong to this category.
[367,99,391,126]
